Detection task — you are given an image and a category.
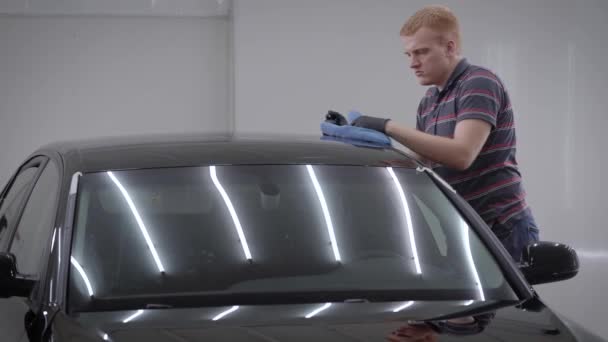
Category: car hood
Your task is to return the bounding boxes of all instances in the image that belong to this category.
[49,299,594,341]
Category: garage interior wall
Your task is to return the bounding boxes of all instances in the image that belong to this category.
[0,0,232,186]
[233,0,608,337]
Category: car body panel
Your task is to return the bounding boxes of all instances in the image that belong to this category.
[50,299,585,342]
[0,134,602,341]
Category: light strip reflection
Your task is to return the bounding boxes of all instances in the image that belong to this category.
[463,300,474,306]
[51,228,57,251]
[107,172,165,273]
[70,257,93,297]
[210,166,252,260]
[305,303,332,318]
[58,229,62,267]
[393,301,415,313]
[123,309,144,323]
[387,168,422,274]
[212,305,239,321]
[306,165,341,262]
[462,221,485,301]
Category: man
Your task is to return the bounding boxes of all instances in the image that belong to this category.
[353,5,539,263]
[348,6,540,340]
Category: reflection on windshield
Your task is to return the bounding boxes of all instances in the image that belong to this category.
[462,220,486,301]
[70,257,93,297]
[51,228,57,252]
[306,165,341,263]
[210,166,252,261]
[387,167,422,275]
[69,165,513,312]
[107,171,165,274]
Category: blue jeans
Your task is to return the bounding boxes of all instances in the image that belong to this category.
[491,212,540,263]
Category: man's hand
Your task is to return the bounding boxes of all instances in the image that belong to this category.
[386,324,438,342]
[351,115,391,134]
[325,110,348,126]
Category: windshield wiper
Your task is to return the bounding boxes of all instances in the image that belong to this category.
[145,303,173,309]
[73,288,514,313]
[423,299,519,322]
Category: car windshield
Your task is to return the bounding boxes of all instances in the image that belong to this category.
[68,165,517,312]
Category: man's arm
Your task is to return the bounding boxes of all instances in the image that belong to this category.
[353,71,502,170]
[385,119,491,171]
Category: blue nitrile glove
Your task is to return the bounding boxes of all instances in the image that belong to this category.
[350,111,391,134]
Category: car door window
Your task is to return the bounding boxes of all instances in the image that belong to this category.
[0,166,40,251]
[9,160,60,277]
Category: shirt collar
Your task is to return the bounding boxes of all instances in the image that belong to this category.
[436,58,470,94]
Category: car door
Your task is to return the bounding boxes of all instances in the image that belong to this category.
[0,156,61,341]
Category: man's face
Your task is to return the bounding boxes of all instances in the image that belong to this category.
[402,27,453,87]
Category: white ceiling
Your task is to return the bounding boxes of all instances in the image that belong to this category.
[0,0,231,17]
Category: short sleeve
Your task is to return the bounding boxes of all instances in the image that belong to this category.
[456,72,503,128]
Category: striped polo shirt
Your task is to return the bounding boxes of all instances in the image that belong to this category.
[416,58,531,225]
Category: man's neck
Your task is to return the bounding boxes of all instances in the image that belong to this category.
[436,57,463,91]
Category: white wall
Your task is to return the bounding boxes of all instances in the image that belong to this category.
[0,5,231,185]
[233,0,608,337]
[0,0,231,17]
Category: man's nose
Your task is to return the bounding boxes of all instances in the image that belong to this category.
[410,58,420,69]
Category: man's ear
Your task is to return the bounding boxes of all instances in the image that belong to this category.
[445,40,457,57]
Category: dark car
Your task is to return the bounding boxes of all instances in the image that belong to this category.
[0,133,601,341]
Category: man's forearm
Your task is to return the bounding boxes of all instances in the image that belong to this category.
[385,120,472,170]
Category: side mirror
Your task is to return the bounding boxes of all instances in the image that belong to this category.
[520,242,579,285]
[0,252,35,298]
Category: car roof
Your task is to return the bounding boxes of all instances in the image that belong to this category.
[35,133,420,175]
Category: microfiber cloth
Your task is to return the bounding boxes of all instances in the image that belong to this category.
[320,135,390,149]
[320,110,392,147]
